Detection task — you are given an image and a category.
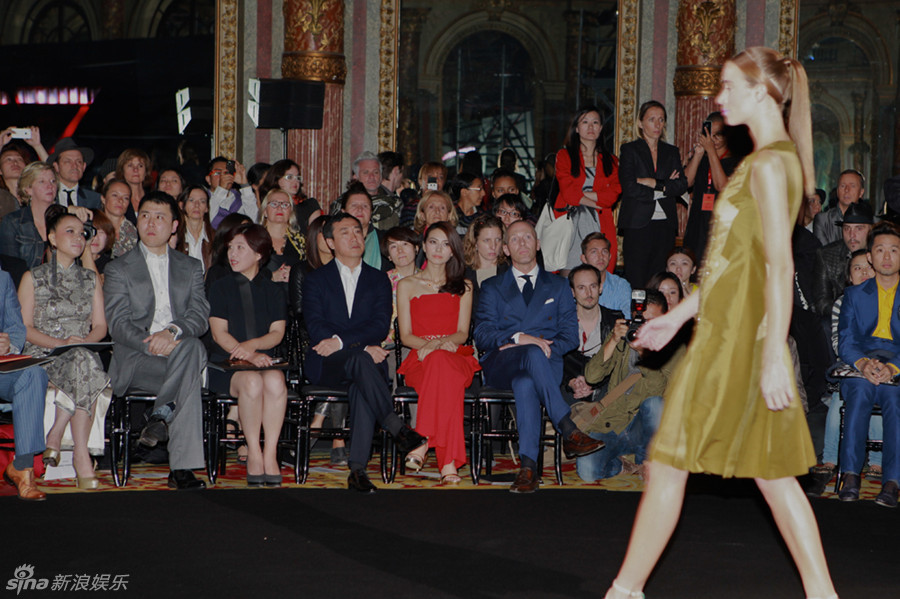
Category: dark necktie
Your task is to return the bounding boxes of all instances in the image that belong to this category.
[64,189,74,206]
[520,274,534,305]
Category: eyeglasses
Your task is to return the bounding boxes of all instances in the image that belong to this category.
[281,174,302,182]
[496,208,520,218]
[467,186,483,192]
[268,201,292,209]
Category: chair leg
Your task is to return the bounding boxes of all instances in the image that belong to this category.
[205,398,219,485]
[835,404,844,494]
[554,431,563,486]
[121,399,133,487]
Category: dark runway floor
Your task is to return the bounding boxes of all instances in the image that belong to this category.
[3,478,896,598]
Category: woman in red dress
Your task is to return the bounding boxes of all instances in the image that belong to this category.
[555,105,622,272]
[396,222,480,485]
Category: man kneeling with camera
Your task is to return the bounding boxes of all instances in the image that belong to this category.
[572,289,686,482]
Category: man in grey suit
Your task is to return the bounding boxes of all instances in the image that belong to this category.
[104,191,210,489]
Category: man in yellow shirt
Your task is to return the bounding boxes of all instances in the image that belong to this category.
[837,222,900,507]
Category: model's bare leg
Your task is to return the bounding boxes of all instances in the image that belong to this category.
[604,461,689,598]
[755,477,837,599]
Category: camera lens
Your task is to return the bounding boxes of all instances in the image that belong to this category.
[625,329,639,343]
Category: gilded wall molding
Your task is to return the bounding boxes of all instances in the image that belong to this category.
[282,51,347,82]
[378,0,400,152]
[615,0,639,151]
[673,66,721,97]
[778,0,799,58]
[214,0,238,158]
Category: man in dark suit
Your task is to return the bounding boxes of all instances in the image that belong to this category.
[837,222,900,507]
[47,138,102,210]
[475,220,604,493]
[301,212,425,493]
[812,201,873,316]
[104,192,210,490]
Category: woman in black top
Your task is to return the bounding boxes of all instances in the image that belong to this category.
[208,223,287,487]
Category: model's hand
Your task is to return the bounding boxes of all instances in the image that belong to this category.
[631,314,678,351]
[760,357,794,411]
[364,345,389,364]
[517,334,553,358]
[312,337,341,357]
[143,330,178,356]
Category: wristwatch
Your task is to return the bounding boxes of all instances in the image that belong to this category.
[165,325,179,339]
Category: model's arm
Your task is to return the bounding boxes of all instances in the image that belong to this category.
[751,150,796,411]
[632,291,699,352]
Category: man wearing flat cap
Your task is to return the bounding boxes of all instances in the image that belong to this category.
[47,137,101,210]
[813,201,874,317]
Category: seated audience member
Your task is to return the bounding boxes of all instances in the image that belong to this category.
[647,271,684,312]
[801,189,825,233]
[814,169,865,246]
[813,201,873,316]
[449,173,487,235]
[0,266,49,501]
[401,162,448,228]
[259,159,320,233]
[100,179,138,258]
[115,148,152,223]
[88,209,115,275]
[104,191,211,490]
[492,193,530,229]
[206,156,259,228]
[48,138,102,210]
[157,168,185,199]
[0,143,29,219]
[176,186,215,272]
[413,190,458,235]
[208,223,287,487]
[19,205,109,490]
[301,212,427,493]
[0,162,58,268]
[463,214,508,294]
[339,181,390,271]
[397,222,480,485]
[496,149,528,196]
[351,151,399,232]
[247,162,271,207]
[373,151,404,231]
[260,189,305,285]
[575,289,684,482]
[205,213,253,292]
[666,247,698,296]
[530,152,556,217]
[836,223,900,507]
[385,226,420,312]
[580,232,631,316]
[562,264,623,405]
[490,167,521,202]
[474,220,604,493]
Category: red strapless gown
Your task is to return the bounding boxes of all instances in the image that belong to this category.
[397,293,480,468]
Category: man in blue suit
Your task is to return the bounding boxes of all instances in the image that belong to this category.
[838,222,900,507]
[302,212,426,493]
[475,220,604,493]
[0,269,49,500]
[47,138,102,210]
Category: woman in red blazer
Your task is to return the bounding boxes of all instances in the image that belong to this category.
[554,106,622,272]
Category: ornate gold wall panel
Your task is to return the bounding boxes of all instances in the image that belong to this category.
[378,0,400,152]
[282,0,346,82]
[778,0,798,58]
[615,0,639,152]
[214,0,238,159]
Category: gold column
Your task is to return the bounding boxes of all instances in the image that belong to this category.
[673,0,736,154]
[396,8,430,168]
[282,0,347,211]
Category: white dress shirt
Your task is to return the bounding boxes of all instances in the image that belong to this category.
[139,243,175,335]
[209,185,259,223]
[335,258,363,318]
[185,228,208,269]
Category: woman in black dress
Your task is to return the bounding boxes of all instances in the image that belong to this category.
[208,223,287,487]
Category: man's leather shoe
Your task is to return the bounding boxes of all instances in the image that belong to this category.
[837,472,860,502]
[509,466,540,493]
[394,425,427,455]
[347,469,377,493]
[167,469,206,490]
[4,463,46,501]
[139,418,168,448]
[875,480,899,508]
[562,429,605,460]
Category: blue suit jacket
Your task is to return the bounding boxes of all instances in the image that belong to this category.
[838,278,900,371]
[0,270,25,353]
[474,268,578,380]
[300,259,392,384]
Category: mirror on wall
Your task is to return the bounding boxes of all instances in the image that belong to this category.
[798,1,899,210]
[397,1,618,192]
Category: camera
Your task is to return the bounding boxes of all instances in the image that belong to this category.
[82,220,97,241]
[9,127,31,140]
[225,160,236,175]
[702,120,712,135]
[426,176,438,191]
[624,289,647,343]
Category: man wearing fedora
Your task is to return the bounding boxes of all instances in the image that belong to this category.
[813,201,874,317]
[813,169,866,246]
[47,138,102,210]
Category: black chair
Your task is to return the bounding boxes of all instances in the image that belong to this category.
[834,402,883,493]
[108,393,157,487]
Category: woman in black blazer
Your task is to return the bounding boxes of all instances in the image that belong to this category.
[618,100,688,288]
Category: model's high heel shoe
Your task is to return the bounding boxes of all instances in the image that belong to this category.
[604,580,644,599]
[42,448,60,468]
[75,477,99,490]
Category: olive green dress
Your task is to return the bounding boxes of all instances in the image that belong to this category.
[649,140,816,479]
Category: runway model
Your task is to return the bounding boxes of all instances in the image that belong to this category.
[604,47,838,599]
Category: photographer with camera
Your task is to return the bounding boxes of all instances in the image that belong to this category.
[572,288,685,482]
[206,156,258,228]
